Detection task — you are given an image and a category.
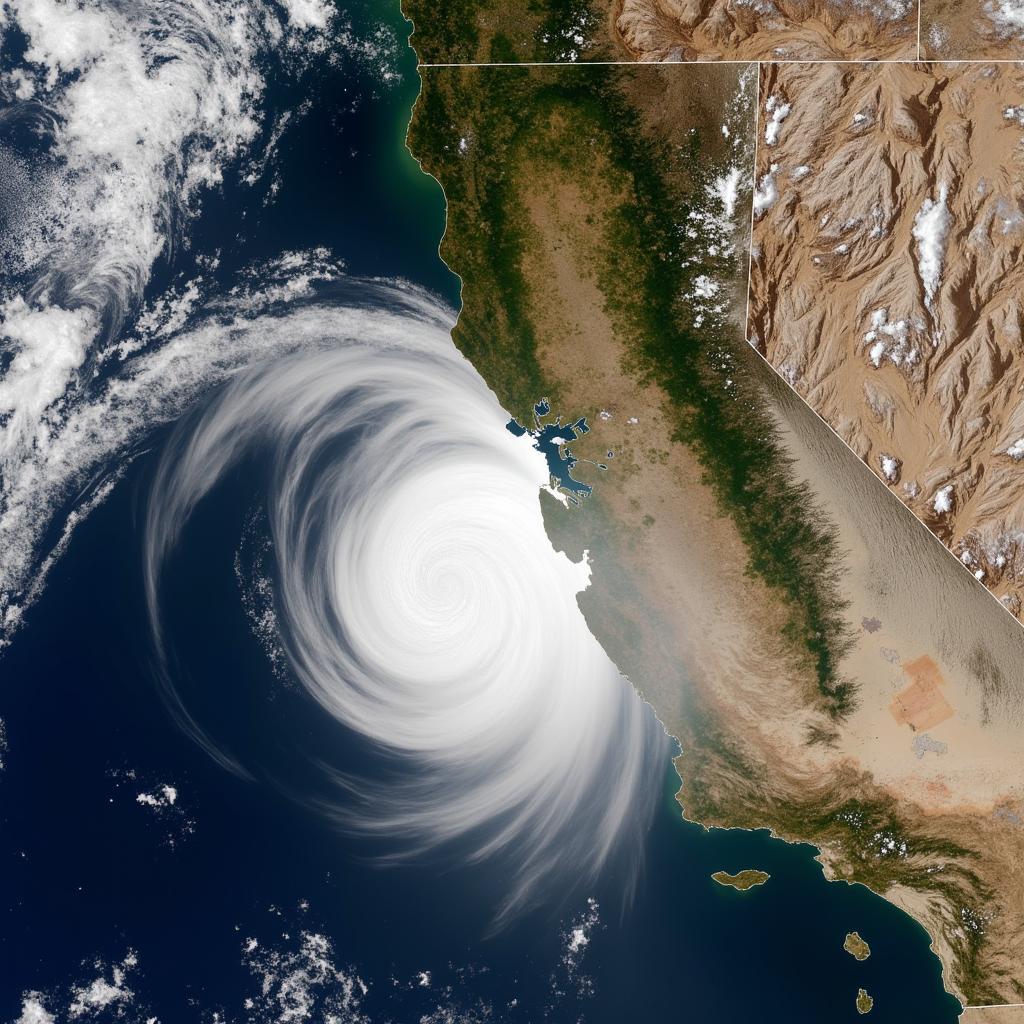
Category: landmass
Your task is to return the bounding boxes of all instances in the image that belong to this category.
[857,988,875,1015]
[613,0,916,62]
[749,61,1024,619]
[403,0,917,63]
[408,23,1024,1012]
[711,869,770,891]
[960,1007,1024,1023]
[844,932,871,961]
[403,0,610,64]
[922,0,1024,58]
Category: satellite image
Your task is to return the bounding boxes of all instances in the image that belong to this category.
[1,0,1023,1022]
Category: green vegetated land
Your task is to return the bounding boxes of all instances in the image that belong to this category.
[736,783,991,998]
[409,62,854,718]
[403,0,610,65]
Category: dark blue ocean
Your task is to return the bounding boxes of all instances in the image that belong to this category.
[0,2,962,1021]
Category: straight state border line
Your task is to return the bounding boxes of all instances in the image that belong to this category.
[413,0,1020,66]
[960,1005,1024,1018]
[743,62,761,346]
[419,58,1024,67]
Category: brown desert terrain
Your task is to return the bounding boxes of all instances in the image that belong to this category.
[749,60,1024,619]
[889,656,955,732]
[534,168,1024,1006]
[961,1008,1024,1023]
[768,368,1024,1008]
[613,0,918,60]
[922,0,1024,59]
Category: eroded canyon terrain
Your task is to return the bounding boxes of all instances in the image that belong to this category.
[749,61,1024,619]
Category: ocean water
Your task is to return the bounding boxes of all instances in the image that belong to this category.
[0,2,963,1021]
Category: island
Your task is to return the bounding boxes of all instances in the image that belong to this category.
[856,988,874,1014]
[844,932,871,961]
[711,869,770,891]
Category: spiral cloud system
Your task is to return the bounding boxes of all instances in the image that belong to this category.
[144,305,669,916]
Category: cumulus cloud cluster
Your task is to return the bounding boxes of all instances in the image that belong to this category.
[0,0,336,641]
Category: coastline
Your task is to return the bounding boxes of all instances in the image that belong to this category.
[398,7,1024,1012]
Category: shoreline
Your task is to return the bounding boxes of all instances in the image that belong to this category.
[399,14,1024,1012]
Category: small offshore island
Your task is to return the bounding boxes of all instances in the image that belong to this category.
[856,988,874,1014]
[844,932,872,961]
[711,869,770,891]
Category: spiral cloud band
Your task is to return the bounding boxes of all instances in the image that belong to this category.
[144,304,668,916]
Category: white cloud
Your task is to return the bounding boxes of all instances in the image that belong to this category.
[753,164,779,217]
[0,0,336,641]
[13,994,54,1024]
[712,165,743,221]
[933,484,954,515]
[763,94,791,147]
[68,953,138,1018]
[278,0,332,29]
[676,68,754,335]
[136,784,178,808]
[862,308,916,368]
[692,274,719,299]
[242,928,370,1023]
[879,454,901,482]
[990,0,1024,34]
[912,185,951,308]
[0,299,98,461]
[560,897,599,975]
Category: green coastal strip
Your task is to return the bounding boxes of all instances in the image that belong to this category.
[409,63,855,715]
